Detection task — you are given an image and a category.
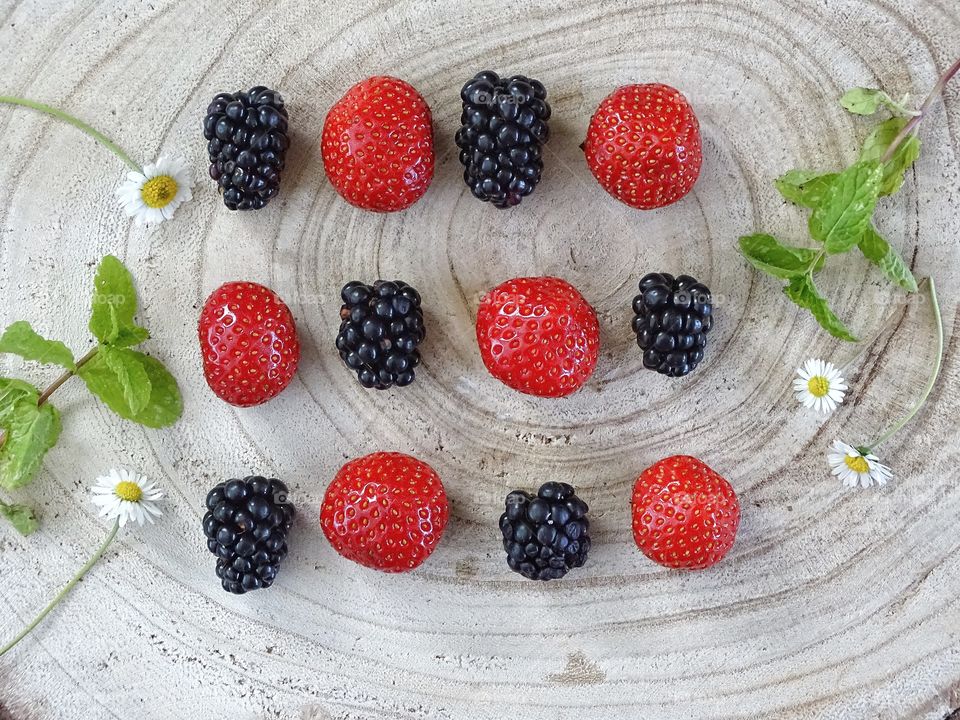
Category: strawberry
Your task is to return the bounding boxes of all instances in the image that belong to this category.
[631,455,740,570]
[198,281,300,407]
[321,76,435,212]
[476,276,600,398]
[320,452,449,572]
[583,83,702,210]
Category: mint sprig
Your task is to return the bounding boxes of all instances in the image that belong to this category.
[0,255,181,535]
[739,57,959,340]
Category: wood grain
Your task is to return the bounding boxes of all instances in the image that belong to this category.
[0,0,959,718]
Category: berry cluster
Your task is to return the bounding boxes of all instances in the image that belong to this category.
[203,87,289,211]
[455,71,551,208]
[203,476,295,594]
[500,482,591,580]
[632,273,713,377]
[335,280,425,389]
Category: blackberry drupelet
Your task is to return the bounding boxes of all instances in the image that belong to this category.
[499,482,590,581]
[455,71,551,208]
[203,87,289,211]
[336,280,425,389]
[632,273,714,377]
[202,476,295,594]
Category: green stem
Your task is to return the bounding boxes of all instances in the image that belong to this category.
[0,96,140,172]
[0,347,98,449]
[864,277,943,451]
[0,518,120,656]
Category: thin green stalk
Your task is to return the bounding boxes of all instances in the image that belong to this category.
[0,518,120,656]
[865,277,942,451]
[0,96,140,172]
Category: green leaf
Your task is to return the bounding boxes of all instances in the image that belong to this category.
[0,321,75,370]
[0,500,39,535]
[858,225,919,292]
[78,350,181,428]
[860,117,922,196]
[775,170,838,208]
[808,161,883,254]
[0,383,61,490]
[841,88,917,118]
[0,377,42,409]
[739,234,824,279]
[100,346,152,415]
[783,275,857,342]
[88,255,149,347]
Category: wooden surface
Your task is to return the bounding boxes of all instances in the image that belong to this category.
[1,1,959,718]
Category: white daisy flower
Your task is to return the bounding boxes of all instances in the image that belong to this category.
[794,358,848,414]
[115,156,193,224]
[827,440,893,489]
[90,467,163,526]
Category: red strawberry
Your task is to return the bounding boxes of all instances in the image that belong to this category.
[320,452,449,572]
[321,76,435,212]
[631,455,740,570]
[199,281,300,407]
[583,83,702,210]
[476,276,600,398]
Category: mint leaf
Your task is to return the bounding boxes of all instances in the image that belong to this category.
[0,384,61,490]
[860,117,922,196]
[739,234,824,279]
[100,346,151,415]
[840,88,904,116]
[0,377,43,409]
[133,356,182,428]
[783,276,857,341]
[775,170,837,208]
[858,225,919,292]
[808,161,883,254]
[89,255,149,347]
[0,500,38,535]
[841,88,891,115]
[0,321,75,370]
[78,350,181,428]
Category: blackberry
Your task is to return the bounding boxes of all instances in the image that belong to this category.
[336,280,425,389]
[499,482,590,581]
[455,71,551,208]
[203,87,289,211]
[632,273,713,377]
[202,476,295,594]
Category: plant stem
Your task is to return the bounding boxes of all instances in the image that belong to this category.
[0,96,140,172]
[0,347,98,449]
[881,57,960,164]
[37,347,99,407]
[865,277,943,451]
[0,518,120,656]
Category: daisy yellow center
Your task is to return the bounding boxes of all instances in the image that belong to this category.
[140,175,178,209]
[115,480,143,502]
[844,455,869,474]
[807,375,830,398]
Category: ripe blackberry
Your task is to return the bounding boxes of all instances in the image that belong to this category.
[455,71,551,208]
[202,476,295,594]
[336,280,425,389]
[203,87,289,211]
[499,482,590,581]
[632,273,713,377]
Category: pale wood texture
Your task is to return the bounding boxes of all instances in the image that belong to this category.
[1,1,959,718]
